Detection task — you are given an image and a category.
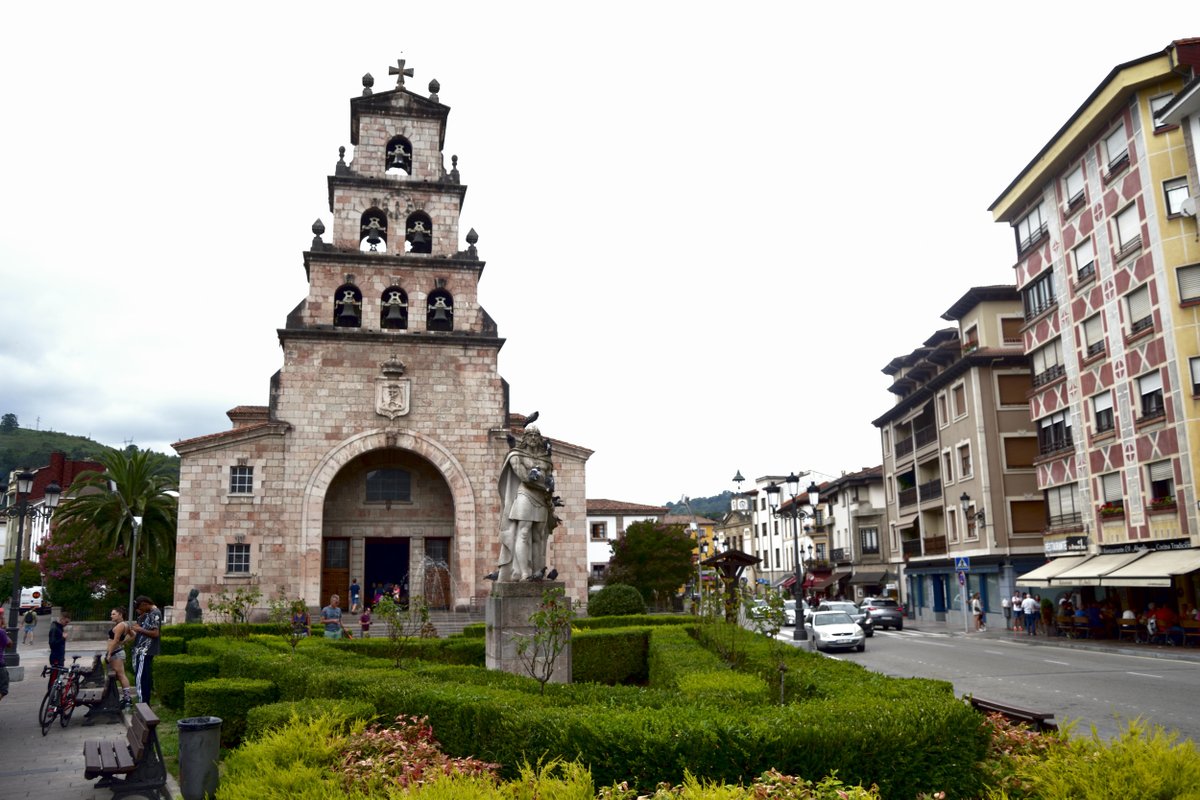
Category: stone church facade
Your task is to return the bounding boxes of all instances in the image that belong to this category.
[173,65,591,613]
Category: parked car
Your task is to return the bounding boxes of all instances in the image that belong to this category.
[805,610,865,652]
[860,597,904,630]
[20,586,51,614]
[818,601,874,637]
[782,599,810,626]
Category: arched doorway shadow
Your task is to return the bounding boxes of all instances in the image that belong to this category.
[299,430,478,606]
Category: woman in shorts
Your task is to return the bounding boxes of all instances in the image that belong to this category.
[106,607,134,707]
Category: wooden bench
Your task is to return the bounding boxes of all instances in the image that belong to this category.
[83,702,168,799]
[968,696,1058,731]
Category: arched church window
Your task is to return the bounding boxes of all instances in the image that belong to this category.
[427,289,453,332]
[360,208,388,253]
[405,211,433,254]
[385,135,413,175]
[366,468,411,503]
[380,287,408,330]
[333,284,363,327]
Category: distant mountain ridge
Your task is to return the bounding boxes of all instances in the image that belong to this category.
[664,491,732,520]
[0,425,180,484]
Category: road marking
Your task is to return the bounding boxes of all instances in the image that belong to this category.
[1127,671,1162,678]
[984,650,1005,655]
[1044,659,1070,666]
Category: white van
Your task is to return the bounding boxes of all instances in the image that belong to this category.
[20,586,50,614]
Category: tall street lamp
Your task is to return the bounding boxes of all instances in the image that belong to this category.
[5,470,62,668]
[766,473,820,641]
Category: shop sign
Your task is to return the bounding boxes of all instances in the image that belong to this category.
[1099,538,1191,554]
[1044,535,1089,555]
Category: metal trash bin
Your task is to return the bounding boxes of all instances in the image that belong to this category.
[177,716,222,800]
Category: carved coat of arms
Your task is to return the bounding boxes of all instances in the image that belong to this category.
[375,356,411,419]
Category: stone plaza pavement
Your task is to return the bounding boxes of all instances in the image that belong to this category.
[0,637,181,800]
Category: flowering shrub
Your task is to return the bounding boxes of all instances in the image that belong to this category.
[1149,496,1177,510]
[1098,502,1125,518]
[338,715,499,790]
[598,769,881,799]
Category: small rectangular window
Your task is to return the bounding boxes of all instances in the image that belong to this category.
[229,465,254,494]
[937,393,948,426]
[1031,338,1064,387]
[1001,318,1024,345]
[1092,392,1114,433]
[958,443,972,478]
[1101,472,1123,505]
[226,543,251,574]
[1115,204,1141,253]
[998,373,1032,405]
[590,522,608,541]
[1178,264,1200,303]
[1022,272,1056,319]
[1003,436,1038,469]
[1127,285,1152,333]
[1165,178,1189,217]
[1045,483,1081,526]
[1190,357,1200,395]
[1064,165,1086,206]
[1083,315,1104,357]
[366,469,412,503]
[1037,410,1072,455]
[1148,460,1175,501]
[1015,202,1048,254]
[1150,93,1174,129]
[1104,124,1129,172]
[1139,371,1164,419]
[1073,239,1095,281]
[859,527,880,555]
[952,383,967,418]
[942,451,953,484]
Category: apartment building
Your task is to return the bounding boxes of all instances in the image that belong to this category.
[874,287,1044,625]
[992,39,1200,606]
[584,499,669,585]
[822,466,892,603]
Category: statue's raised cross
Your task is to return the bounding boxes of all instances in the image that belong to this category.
[389,59,414,87]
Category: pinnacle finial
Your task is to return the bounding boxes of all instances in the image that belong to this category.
[362,73,374,97]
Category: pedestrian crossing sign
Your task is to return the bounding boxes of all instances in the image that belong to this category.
[954,557,970,571]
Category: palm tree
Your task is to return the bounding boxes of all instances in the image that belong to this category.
[52,448,178,568]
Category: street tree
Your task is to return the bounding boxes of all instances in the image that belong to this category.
[0,413,18,432]
[605,520,696,609]
[51,448,178,567]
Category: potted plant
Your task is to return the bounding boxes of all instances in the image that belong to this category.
[1149,496,1177,512]
[1098,502,1125,519]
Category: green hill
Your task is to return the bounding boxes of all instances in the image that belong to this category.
[665,491,732,520]
[0,423,179,485]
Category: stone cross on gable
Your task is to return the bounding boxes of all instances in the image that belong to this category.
[390,59,414,87]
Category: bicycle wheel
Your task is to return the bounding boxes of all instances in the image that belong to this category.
[39,689,56,736]
[60,679,79,726]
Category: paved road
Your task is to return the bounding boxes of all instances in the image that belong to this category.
[780,621,1200,742]
[0,638,181,800]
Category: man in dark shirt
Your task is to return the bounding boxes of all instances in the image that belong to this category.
[47,611,70,686]
[0,625,10,701]
[130,595,162,704]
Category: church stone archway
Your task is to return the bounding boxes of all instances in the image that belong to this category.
[300,429,479,609]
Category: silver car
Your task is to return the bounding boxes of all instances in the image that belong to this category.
[805,610,866,653]
[859,597,904,631]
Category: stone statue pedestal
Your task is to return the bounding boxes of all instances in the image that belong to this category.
[485,581,571,684]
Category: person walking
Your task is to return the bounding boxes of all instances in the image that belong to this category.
[130,595,162,704]
[105,607,135,708]
[972,593,985,631]
[22,609,37,643]
[320,594,347,639]
[1001,594,1012,630]
[349,579,361,614]
[1011,591,1023,635]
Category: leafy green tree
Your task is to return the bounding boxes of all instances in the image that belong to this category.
[0,560,42,594]
[373,594,432,667]
[0,413,18,433]
[51,448,178,568]
[605,520,696,610]
[209,584,262,638]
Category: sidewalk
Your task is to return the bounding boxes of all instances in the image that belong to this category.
[1,637,181,800]
[903,615,1200,663]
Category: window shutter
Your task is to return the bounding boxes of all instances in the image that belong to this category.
[1128,286,1151,322]
[1084,315,1103,345]
[1178,265,1200,302]
[1139,370,1163,394]
[1149,460,1173,482]
[1093,392,1113,412]
[1102,472,1122,502]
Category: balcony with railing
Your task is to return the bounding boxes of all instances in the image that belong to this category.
[923,535,948,556]
[914,425,938,450]
[1045,511,1084,531]
[901,538,922,558]
[1038,431,1074,457]
[918,478,943,504]
[895,436,914,458]
[898,487,918,508]
[1032,363,1066,388]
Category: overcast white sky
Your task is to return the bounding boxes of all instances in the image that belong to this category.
[0,4,1188,505]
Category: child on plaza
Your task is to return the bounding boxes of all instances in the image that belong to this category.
[360,606,371,637]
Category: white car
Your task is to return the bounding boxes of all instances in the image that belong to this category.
[805,610,866,653]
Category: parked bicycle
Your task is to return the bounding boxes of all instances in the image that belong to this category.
[39,655,83,735]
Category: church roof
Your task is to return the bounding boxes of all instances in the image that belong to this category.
[586,499,669,515]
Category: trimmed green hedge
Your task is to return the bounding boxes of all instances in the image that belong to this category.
[154,654,220,709]
[572,627,649,684]
[159,636,186,656]
[244,697,377,740]
[184,677,279,747]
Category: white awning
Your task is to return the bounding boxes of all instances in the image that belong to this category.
[1016,555,1092,588]
[1049,551,1149,586]
[1101,548,1200,587]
